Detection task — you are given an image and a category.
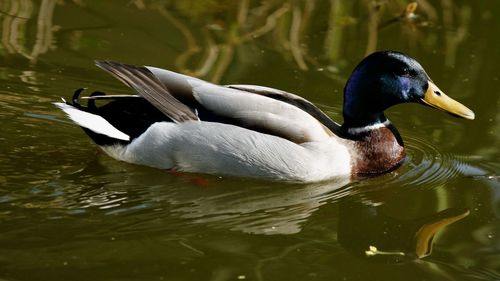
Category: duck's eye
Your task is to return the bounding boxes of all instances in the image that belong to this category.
[395,68,417,77]
[395,68,410,76]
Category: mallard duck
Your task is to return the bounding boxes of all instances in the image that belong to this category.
[55,51,474,182]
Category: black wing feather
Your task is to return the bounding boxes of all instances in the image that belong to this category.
[95,60,198,123]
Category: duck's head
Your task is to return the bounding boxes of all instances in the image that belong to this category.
[342,51,474,128]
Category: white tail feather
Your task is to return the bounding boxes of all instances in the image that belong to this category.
[54,102,130,141]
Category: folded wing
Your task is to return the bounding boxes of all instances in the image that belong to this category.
[95,61,198,123]
[95,61,336,143]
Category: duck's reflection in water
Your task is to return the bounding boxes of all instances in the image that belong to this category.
[164,177,469,262]
[338,198,469,263]
[64,158,470,262]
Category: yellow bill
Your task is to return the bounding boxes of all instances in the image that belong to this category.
[420,81,475,120]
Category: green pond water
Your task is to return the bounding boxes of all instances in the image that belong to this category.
[1,1,499,280]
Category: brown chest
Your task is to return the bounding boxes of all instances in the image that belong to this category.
[349,127,406,175]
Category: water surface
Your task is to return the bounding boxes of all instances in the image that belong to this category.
[1,1,499,280]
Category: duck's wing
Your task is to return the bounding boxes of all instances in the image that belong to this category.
[95,61,198,123]
[95,61,335,143]
[225,84,342,135]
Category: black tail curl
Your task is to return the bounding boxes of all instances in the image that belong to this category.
[87,91,107,110]
[69,88,106,110]
[70,88,87,109]
[67,88,171,146]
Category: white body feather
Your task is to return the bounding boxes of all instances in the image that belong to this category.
[101,121,352,182]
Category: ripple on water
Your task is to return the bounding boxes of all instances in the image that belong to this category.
[353,129,472,192]
[400,134,460,187]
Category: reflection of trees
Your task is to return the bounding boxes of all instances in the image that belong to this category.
[0,0,60,63]
[126,0,473,83]
[1,0,475,80]
[148,0,296,82]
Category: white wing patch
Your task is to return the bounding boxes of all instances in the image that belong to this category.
[54,102,130,141]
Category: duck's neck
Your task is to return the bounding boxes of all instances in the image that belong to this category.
[341,119,406,175]
[342,110,388,129]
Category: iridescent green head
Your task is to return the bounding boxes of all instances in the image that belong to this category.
[343,51,474,128]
